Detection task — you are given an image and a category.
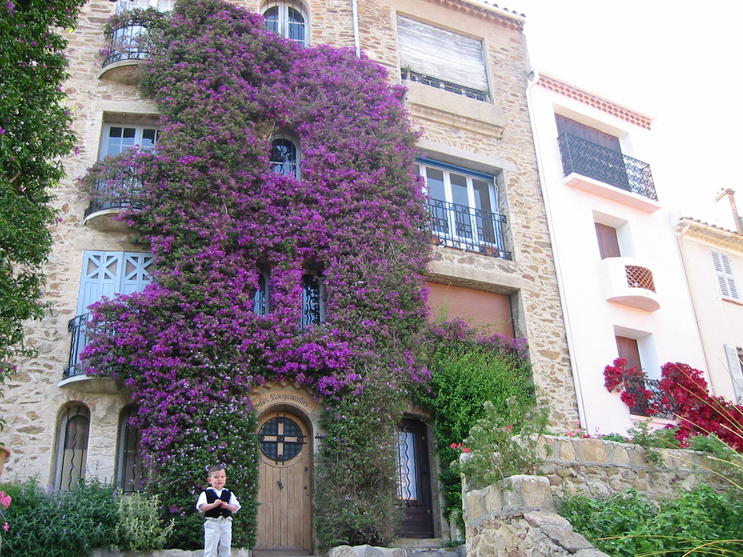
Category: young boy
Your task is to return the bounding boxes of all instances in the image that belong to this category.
[196,464,240,557]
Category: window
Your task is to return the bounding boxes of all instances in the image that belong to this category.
[301,273,326,329]
[712,251,739,300]
[66,251,153,377]
[269,138,299,178]
[100,124,159,159]
[117,406,147,492]
[595,223,621,259]
[724,345,743,403]
[263,2,308,45]
[115,0,174,13]
[416,160,507,257]
[54,404,90,491]
[397,15,488,101]
[253,271,271,315]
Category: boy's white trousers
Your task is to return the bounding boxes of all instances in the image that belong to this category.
[204,516,232,557]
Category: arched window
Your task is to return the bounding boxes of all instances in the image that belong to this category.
[253,271,271,315]
[117,406,147,492]
[54,404,90,491]
[262,2,308,45]
[301,273,326,329]
[270,138,299,178]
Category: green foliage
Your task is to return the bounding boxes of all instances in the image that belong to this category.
[416,333,535,521]
[0,0,84,400]
[315,381,405,549]
[626,422,681,466]
[456,399,549,489]
[558,486,743,556]
[114,492,174,551]
[0,479,118,557]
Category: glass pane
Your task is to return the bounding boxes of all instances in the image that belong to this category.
[287,7,305,43]
[424,167,445,200]
[263,6,279,33]
[449,173,468,207]
[397,431,418,501]
[270,138,298,177]
[141,128,159,152]
[472,179,494,212]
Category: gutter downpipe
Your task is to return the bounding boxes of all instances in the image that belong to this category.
[525,72,589,432]
[352,0,360,57]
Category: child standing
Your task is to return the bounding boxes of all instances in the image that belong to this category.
[196,464,241,557]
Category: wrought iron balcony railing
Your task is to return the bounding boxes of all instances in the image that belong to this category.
[625,377,675,419]
[557,133,657,201]
[401,68,489,102]
[65,313,90,379]
[102,23,152,68]
[85,177,141,219]
[427,198,511,259]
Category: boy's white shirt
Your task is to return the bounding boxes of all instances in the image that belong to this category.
[196,487,241,512]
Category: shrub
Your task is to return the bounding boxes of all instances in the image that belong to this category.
[114,492,174,551]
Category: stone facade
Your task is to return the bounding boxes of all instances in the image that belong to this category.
[1,2,577,545]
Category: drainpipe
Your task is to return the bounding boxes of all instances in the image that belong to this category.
[351,0,360,57]
[715,188,743,234]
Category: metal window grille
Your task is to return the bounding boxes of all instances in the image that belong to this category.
[54,405,90,491]
[117,407,147,492]
[625,265,655,292]
[401,68,488,102]
[301,274,325,329]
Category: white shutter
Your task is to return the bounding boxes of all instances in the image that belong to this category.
[712,251,739,299]
[397,16,488,92]
[724,345,743,403]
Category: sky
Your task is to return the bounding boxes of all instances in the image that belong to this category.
[501,0,743,229]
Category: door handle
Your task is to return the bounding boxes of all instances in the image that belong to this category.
[277,480,284,490]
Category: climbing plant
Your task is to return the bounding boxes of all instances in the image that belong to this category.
[83,0,430,548]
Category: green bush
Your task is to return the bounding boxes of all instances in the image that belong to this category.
[114,492,174,551]
[558,486,743,556]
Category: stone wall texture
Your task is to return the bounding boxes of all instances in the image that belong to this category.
[1,0,577,495]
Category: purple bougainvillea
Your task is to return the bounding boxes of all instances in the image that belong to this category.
[82,0,430,547]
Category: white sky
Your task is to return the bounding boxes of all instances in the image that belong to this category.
[502,0,743,229]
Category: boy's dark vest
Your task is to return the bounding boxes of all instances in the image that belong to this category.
[204,488,233,518]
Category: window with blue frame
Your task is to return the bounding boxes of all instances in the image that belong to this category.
[269,138,299,178]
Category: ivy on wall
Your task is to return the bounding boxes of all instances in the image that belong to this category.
[83,0,430,548]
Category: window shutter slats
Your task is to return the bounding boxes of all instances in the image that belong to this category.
[397,16,488,92]
[724,345,743,403]
[712,251,739,300]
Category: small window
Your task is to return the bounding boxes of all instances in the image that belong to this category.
[253,271,271,315]
[54,404,90,491]
[301,273,326,329]
[263,2,308,45]
[115,0,174,13]
[270,138,299,178]
[100,124,159,159]
[712,251,739,300]
[116,406,147,492]
[397,15,488,101]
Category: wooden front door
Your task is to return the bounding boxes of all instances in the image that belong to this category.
[397,418,434,538]
[256,411,313,553]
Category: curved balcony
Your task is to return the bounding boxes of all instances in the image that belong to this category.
[558,133,660,213]
[98,23,151,85]
[598,256,660,311]
[59,313,119,393]
[84,177,140,231]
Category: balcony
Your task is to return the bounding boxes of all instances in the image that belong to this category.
[626,377,675,419]
[59,313,119,393]
[401,68,489,102]
[558,133,660,213]
[99,22,152,85]
[427,199,511,259]
[598,257,659,311]
[84,177,140,230]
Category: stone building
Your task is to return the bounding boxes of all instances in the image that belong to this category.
[1,0,577,552]
[527,73,708,436]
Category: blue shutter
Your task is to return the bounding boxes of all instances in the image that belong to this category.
[77,251,123,314]
[120,253,153,295]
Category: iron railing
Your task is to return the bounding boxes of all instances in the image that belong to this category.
[401,68,488,102]
[102,23,151,68]
[625,265,656,292]
[65,313,90,379]
[85,177,140,218]
[427,198,511,259]
[557,133,657,201]
[626,377,675,419]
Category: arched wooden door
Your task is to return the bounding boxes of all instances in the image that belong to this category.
[255,411,313,553]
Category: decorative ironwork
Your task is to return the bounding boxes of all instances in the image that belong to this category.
[401,68,488,102]
[397,430,418,502]
[65,313,91,378]
[426,198,511,259]
[259,416,305,462]
[557,133,657,201]
[301,274,325,329]
[102,23,152,68]
[55,404,90,491]
[625,265,656,292]
[85,177,141,218]
[626,377,675,419]
[118,407,147,492]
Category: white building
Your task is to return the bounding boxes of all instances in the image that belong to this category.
[527,74,707,435]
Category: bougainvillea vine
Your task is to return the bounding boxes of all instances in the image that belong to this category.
[82,0,430,548]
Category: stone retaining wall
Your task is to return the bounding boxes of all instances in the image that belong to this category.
[536,436,724,500]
